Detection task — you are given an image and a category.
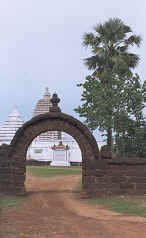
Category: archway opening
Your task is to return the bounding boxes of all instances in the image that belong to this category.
[24,130,83,194]
[26,131,82,167]
[24,131,82,196]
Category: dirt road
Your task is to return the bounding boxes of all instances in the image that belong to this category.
[1,174,146,238]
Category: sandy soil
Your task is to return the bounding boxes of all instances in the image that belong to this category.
[1,174,146,238]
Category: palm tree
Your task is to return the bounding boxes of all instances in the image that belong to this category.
[83,18,141,81]
[82,18,141,149]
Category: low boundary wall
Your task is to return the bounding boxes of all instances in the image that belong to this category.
[84,158,146,197]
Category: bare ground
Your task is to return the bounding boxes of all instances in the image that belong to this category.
[1,174,146,238]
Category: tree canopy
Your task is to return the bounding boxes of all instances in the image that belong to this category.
[83,18,141,80]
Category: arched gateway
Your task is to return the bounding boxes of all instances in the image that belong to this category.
[1,93,146,197]
[5,94,100,196]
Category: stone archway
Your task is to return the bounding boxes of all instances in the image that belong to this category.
[1,94,146,197]
[8,94,99,196]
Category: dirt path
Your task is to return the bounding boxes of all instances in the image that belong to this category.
[1,174,146,238]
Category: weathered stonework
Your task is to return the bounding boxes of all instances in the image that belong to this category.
[0,144,14,193]
[84,158,146,197]
[100,145,112,159]
[7,111,99,195]
[0,94,146,197]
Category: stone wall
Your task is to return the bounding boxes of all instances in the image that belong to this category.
[84,158,146,197]
[0,144,13,193]
[1,142,146,197]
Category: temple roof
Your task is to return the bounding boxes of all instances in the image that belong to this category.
[33,88,61,141]
[33,87,52,117]
[0,88,61,145]
[0,107,24,143]
[43,87,51,99]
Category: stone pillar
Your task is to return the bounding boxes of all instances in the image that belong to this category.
[11,154,26,195]
[0,144,14,193]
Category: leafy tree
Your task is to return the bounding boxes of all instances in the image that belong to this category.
[75,18,144,151]
[115,119,146,158]
[75,73,145,151]
[113,79,146,157]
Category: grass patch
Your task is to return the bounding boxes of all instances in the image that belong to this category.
[88,197,146,217]
[27,166,82,178]
[0,194,28,211]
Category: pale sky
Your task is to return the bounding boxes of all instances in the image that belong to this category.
[0,0,146,138]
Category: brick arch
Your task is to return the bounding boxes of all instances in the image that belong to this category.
[9,112,99,194]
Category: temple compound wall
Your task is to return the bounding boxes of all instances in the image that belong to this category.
[84,157,146,197]
[0,94,146,197]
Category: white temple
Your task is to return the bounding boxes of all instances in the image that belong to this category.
[27,132,82,166]
[0,88,82,166]
[0,107,24,145]
[28,88,82,165]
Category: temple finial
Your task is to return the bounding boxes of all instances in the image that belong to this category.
[50,93,61,112]
[43,87,50,99]
[14,105,18,110]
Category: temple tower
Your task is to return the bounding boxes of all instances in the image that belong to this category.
[0,107,24,145]
[33,87,61,141]
[34,87,52,116]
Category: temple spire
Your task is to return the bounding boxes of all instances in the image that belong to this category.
[8,106,22,121]
[43,87,51,99]
[0,107,24,145]
[33,89,61,140]
[33,87,52,117]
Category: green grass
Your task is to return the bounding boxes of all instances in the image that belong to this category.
[0,194,28,211]
[27,166,82,178]
[88,197,146,217]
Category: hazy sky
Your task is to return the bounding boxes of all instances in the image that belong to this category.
[0,0,145,137]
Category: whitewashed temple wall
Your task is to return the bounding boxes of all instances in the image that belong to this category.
[0,137,105,163]
[27,140,83,162]
[26,140,105,162]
